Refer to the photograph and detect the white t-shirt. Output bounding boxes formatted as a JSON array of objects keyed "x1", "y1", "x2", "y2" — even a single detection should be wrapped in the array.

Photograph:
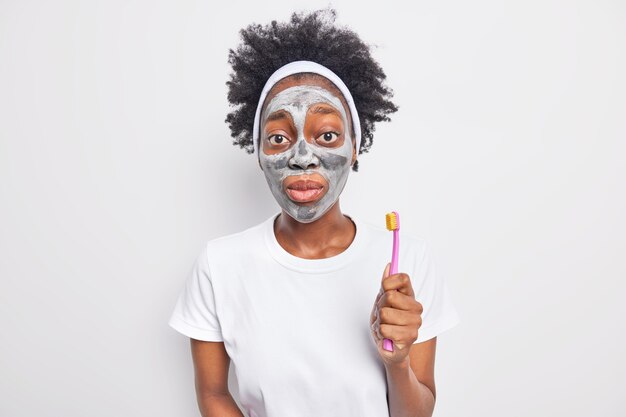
[{"x1": 168, "y1": 212, "x2": 460, "y2": 417}]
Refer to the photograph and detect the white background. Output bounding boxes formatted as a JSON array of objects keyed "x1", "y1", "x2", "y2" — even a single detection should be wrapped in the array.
[{"x1": 1, "y1": 0, "x2": 625, "y2": 416}]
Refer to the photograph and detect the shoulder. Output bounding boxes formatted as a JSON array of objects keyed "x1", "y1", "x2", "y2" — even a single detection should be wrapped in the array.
[
  {"x1": 203, "y1": 218, "x2": 267, "y2": 259},
  {"x1": 194, "y1": 217, "x2": 276, "y2": 276}
]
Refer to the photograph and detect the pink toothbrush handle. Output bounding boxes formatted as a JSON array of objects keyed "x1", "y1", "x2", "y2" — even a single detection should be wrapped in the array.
[{"x1": 383, "y1": 227, "x2": 399, "y2": 352}]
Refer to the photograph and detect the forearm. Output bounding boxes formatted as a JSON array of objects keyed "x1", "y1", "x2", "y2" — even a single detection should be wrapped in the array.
[
  {"x1": 385, "y1": 359, "x2": 435, "y2": 417},
  {"x1": 197, "y1": 392, "x2": 245, "y2": 417}
]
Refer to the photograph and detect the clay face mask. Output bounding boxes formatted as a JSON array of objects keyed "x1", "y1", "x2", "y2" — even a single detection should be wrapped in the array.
[{"x1": 258, "y1": 85, "x2": 353, "y2": 223}]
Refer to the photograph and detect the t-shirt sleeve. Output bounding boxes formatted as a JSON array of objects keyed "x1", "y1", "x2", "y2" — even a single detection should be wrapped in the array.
[
  {"x1": 412, "y1": 241, "x2": 460, "y2": 344},
  {"x1": 168, "y1": 244, "x2": 224, "y2": 342}
]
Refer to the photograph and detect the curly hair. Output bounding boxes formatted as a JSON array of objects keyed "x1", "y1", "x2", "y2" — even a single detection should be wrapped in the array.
[{"x1": 225, "y1": 7, "x2": 398, "y2": 172}]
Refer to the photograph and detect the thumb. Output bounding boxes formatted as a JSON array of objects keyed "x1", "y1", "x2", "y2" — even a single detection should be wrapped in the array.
[{"x1": 382, "y1": 262, "x2": 390, "y2": 281}]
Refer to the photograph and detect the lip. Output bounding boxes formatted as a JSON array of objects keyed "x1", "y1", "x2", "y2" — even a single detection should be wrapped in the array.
[{"x1": 283, "y1": 177, "x2": 327, "y2": 203}]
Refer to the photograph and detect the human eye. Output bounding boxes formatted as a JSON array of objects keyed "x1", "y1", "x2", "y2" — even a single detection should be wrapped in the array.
[
  {"x1": 316, "y1": 131, "x2": 340, "y2": 146},
  {"x1": 267, "y1": 134, "x2": 291, "y2": 147}
]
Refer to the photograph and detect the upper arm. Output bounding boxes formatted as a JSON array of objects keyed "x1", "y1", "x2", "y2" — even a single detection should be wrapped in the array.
[
  {"x1": 409, "y1": 337, "x2": 437, "y2": 401},
  {"x1": 190, "y1": 338, "x2": 231, "y2": 397}
]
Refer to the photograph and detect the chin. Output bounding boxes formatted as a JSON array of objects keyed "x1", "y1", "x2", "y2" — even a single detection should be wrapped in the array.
[{"x1": 281, "y1": 197, "x2": 335, "y2": 224}]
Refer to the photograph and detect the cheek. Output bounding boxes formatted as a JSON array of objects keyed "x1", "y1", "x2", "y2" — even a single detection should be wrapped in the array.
[
  {"x1": 319, "y1": 152, "x2": 349, "y2": 171},
  {"x1": 318, "y1": 140, "x2": 352, "y2": 171},
  {"x1": 261, "y1": 154, "x2": 289, "y2": 175}
]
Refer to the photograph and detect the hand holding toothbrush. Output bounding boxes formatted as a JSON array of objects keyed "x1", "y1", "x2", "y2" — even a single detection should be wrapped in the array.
[{"x1": 370, "y1": 262, "x2": 424, "y2": 366}]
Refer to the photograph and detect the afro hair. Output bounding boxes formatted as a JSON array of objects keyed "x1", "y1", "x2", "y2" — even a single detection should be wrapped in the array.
[{"x1": 225, "y1": 7, "x2": 398, "y2": 172}]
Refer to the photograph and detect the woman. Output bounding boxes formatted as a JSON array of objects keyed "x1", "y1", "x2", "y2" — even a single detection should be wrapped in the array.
[{"x1": 169, "y1": 8, "x2": 460, "y2": 417}]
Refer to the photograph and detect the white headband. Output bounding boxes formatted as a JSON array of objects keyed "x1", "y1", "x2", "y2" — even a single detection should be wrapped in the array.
[{"x1": 252, "y1": 60, "x2": 362, "y2": 157}]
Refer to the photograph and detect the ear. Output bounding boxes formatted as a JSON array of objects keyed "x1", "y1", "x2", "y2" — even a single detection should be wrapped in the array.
[{"x1": 351, "y1": 137, "x2": 357, "y2": 166}]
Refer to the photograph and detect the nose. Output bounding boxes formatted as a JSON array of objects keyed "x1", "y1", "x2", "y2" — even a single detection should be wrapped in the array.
[{"x1": 288, "y1": 139, "x2": 320, "y2": 170}]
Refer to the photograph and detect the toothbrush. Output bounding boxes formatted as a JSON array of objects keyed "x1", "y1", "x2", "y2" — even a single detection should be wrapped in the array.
[{"x1": 384, "y1": 211, "x2": 400, "y2": 352}]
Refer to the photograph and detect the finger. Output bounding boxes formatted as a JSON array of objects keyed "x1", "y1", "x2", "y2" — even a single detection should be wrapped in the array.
[
  {"x1": 378, "y1": 306, "x2": 422, "y2": 328},
  {"x1": 370, "y1": 301, "x2": 378, "y2": 325},
  {"x1": 370, "y1": 287, "x2": 384, "y2": 323},
  {"x1": 378, "y1": 290, "x2": 421, "y2": 311},
  {"x1": 381, "y1": 272, "x2": 415, "y2": 298},
  {"x1": 371, "y1": 309, "x2": 383, "y2": 341},
  {"x1": 381, "y1": 262, "x2": 390, "y2": 282},
  {"x1": 379, "y1": 323, "x2": 419, "y2": 346},
  {"x1": 370, "y1": 316, "x2": 381, "y2": 341},
  {"x1": 374, "y1": 315, "x2": 383, "y2": 340}
]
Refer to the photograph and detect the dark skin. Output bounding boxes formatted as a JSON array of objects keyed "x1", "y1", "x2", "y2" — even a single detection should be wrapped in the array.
[
  {"x1": 191, "y1": 74, "x2": 437, "y2": 417},
  {"x1": 262, "y1": 74, "x2": 358, "y2": 259}
]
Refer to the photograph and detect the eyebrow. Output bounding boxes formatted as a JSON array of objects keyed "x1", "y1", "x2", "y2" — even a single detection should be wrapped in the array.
[
  {"x1": 266, "y1": 110, "x2": 291, "y2": 122},
  {"x1": 309, "y1": 105, "x2": 341, "y2": 116}
]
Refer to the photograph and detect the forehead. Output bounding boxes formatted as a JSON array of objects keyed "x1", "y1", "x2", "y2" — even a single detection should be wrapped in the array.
[
  {"x1": 264, "y1": 86, "x2": 344, "y2": 115},
  {"x1": 260, "y1": 74, "x2": 350, "y2": 118}
]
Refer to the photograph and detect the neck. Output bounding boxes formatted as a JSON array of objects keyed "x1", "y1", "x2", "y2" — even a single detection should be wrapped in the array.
[{"x1": 274, "y1": 201, "x2": 356, "y2": 259}]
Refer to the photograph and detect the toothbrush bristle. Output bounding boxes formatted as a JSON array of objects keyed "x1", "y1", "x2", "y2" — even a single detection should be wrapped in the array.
[{"x1": 385, "y1": 212, "x2": 399, "y2": 231}]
